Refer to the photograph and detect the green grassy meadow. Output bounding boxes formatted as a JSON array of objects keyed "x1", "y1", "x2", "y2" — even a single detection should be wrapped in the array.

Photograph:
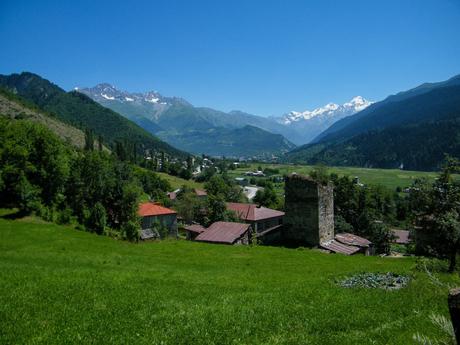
[
  {"x1": 1, "y1": 216, "x2": 458, "y2": 344},
  {"x1": 157, "y1": 172, "x2": 205, "y2": 191},
  {"x1": 230, "y1": 163, "x2": 441, "y2": 189}
]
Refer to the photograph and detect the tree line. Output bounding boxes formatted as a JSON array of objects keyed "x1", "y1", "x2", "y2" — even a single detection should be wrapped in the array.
[{"x1": 0, "y1": 118, "x2": 172, "y2": 240}]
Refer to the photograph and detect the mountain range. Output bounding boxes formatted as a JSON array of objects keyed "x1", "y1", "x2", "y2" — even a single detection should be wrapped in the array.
[
  {"x1": 286, "y1": 74, "x2": 460, "y2": 170},
  {"x1": 2, "y1": 71, "x2": 458, "y2": 171},
  {"x1": 78, "y1": 84, "x2": 370, "y2": 156}
]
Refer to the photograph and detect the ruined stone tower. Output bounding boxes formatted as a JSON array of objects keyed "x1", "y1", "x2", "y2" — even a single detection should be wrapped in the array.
[{"x1": 283, "y1": 174, "x2": 334, "y2": 246}]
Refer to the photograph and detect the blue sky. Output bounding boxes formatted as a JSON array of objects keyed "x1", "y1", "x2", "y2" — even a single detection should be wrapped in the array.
[{"x1": 1, "y1": 0, "x2": 460, "y2": 116}]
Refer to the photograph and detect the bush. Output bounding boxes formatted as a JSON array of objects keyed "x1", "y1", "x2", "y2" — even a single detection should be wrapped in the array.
[
  {"x1": 122, "y1": 220, "x2": 139, "y2": 242},
  {"x1": 86, "y1": 202, "x2": 107, "y2": 234},
  {"x1": 414, "y1": 257, "x2": 450, "y2": 273},
  {"x1": 56, "y1": 208, "x2": 73, "y2": 225}
]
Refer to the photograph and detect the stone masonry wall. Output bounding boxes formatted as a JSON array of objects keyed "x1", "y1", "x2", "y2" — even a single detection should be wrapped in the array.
[
  {"x1": 318, "y1": 183, "x2": 334, "y2": 243},
  {"x1": 284, "y1": 174, "x2": 334, "y2": 246}
]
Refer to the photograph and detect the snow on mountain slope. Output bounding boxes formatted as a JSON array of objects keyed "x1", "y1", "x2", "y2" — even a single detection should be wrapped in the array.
[{"x1": 280, "y1": 96, "x2": 372, "y2": 125}]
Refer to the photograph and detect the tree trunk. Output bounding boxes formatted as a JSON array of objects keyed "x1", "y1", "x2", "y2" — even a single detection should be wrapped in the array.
[{"x1": 448, "y1": 288, "x2": 460, "y2": 345}]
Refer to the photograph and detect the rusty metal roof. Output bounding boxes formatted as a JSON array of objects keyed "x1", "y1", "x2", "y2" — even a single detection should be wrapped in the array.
[
  {"x1": 227, "y1": 202, "x2": 284, "y2": 222},
  {"x1": 195, "y1": 222, "x2": 251, "y2": 244},
  {"x1": 391, "y1": 229, "x2": 411, "y2": 244},
  {"x1": 320, "y1": 240, "x2": 361, "y2": 255},
  {"x1": 335, "y1": 233, "x2": 372, "y2": 247},
  {"x1": 184, "y1": 224, "x2": 206, "y2": 234}
]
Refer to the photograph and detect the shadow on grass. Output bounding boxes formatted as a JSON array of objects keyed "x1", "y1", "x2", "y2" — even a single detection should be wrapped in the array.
[{"x1": 0, "y1": 208, "x2": 28, "y2": 220}]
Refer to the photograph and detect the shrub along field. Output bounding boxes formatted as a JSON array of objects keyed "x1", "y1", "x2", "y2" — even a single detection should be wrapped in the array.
[{"x1": 1, "y1": 216, "x2": 458, "y2": 345}]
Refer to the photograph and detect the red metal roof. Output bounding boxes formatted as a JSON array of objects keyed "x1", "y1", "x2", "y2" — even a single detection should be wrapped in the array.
[
  {"x1": 138, "y1": 202, "x2": 177, "y2": 217},
  {"x1": 391, "y1": 229, "x2": 411, "y2": 244},
  {"x1": 320, "y1": 240, "x2": 361, "y2": 255},
  {"x1": 184, "y1": 224, "x2": 206, "y2": 234},
  {"x1": 195, "y1": 222, "x2": 251, "y2": 244},
  {"x1": 226, "y1": 202, "x2": 284, "y2": 222},
  {"x1": 335, "y1": 233, "x2": 372, "y2": 247}
]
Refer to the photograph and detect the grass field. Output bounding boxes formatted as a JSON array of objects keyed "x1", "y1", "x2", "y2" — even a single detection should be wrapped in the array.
[
  {"x1": 227, "y1": 163, "x2": 444, "y2": 192},
  {"x1": 1, "y1": 216, "x2": 458, "y2": 344},
  {"x1": 157, "y1": 172, "x2": 205, "y2": 191}
]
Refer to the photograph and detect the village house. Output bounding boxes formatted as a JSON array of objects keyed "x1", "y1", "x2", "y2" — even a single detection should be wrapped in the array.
[
  {"x1": 138, "y1": 202, "x2": 178, "y2": 240},
  {"x1": 195, "y1": 222, "x2": 252, "y2": 245},
  {"x1": 226, "y1": 202, "x2": 284, "y2": 243}
]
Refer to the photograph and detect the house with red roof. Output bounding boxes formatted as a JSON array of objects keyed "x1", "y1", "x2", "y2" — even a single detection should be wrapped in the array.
[
  {"x1": 138, "y1": 202, "x2": 178, "y2": 239},
  {"x1": 195, "y1": 222, "x2": 252, "y2": 245},
  {"x1": 226, "y1": 202, "x2": 284, "y2": 243}
]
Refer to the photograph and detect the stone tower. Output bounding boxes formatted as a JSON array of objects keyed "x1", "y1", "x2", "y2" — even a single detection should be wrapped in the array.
[{"x1": 283, "y1": 174, "x2": 334, "y2": 246}]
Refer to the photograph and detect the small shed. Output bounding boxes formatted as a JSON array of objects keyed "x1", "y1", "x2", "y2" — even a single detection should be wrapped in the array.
[
  {"x1": 335, "y1": 233, "x2": 374, "y2": 255},
  {"x1": 195, "y1": 222, "x2": 252, "y2": 245},
  {"x1": 320, "y1": 240, "x2": 361, "y2": 255},
  {"x1": 320, "y1": 233, "x2": 373, "y2": 255}
]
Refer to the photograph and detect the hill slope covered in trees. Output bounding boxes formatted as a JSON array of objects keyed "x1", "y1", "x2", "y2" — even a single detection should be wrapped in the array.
[
  {"x1": 0, "y1": 72, "x2": 188, "y2": 159},
  {"x1": 286, "y1": 80, "x2": 460, "y2": 171}
]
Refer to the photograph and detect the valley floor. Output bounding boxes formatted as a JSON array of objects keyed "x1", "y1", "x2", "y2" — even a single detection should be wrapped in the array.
[{"x1": 0, "y1": 217, "x2": 458, "y2": 344}]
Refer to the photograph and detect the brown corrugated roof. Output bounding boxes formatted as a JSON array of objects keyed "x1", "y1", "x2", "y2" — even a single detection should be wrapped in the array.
[
  {"x1": 184, "y1": 224, "x2": 206, "y2": 234},
  {"x1": 391, "y1": 229, "x2": 411, "y2": 244},
  {"x1": 335, "y1": 233, "x2": 372, "y2": 247},
  {"x1": 227, "y1": 202, "x2": 284, "y2": 222},
  {"x1": 321, "y1": 240, "x2": 361, "y2": 255},
  {"x1": 195, "y1": 222, "x2": 250, "y2": 244}
]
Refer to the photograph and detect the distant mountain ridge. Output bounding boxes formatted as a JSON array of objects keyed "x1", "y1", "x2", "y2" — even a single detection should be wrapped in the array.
[
  {"x1": 269, "y1": 96, "x2": 372, "y2": 144},
  {"x1": 285, "y1": 74, "x2": 460, "y2": 171},
  {"x1": 314, "y1": 74, "x2": 460, "y2": 143},
  {"x1": 278, "y1": 96, "x2": 372, "y2": 124},
  {"x1": 79, "y1": 84, "x2": 297, "y2": 157},
  {"x1": 79, "y1": 83, "x2": 369, "y2": 156}
]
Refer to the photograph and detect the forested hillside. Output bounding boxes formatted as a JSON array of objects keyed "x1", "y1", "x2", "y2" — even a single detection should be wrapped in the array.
[
  {"x1": 286, "y1": 82, "x2": 460, "y2": 170},
  {"x1": 0, "y1": 116, "x2": 172, "y2": 239},
  {"x1": 314, "y1": 74, "x2": 460, "y2": 143},
  {"x1": 0, "y1": 72, "x2": 188, "y2": 159},
  {"x1": 0, "y1": 88, "x2": 88, "y2": 149}
]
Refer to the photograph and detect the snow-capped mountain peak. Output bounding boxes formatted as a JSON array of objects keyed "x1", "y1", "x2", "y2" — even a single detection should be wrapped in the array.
[
  {"x1": 76, "y1": 83, "x2": 173, "y2": 107},
  {"x1": 280, "y1": 96, "x2": 372, "y2": 125}
]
